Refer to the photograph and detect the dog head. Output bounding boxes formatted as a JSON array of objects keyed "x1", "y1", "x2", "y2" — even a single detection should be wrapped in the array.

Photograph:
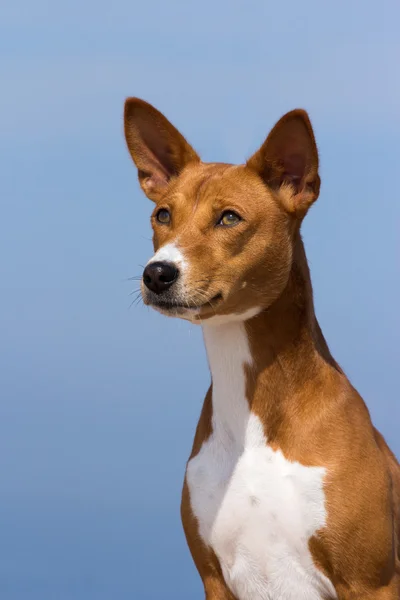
[{"x1": 124, "y1": 98, "x2": 319, "y2": 324}]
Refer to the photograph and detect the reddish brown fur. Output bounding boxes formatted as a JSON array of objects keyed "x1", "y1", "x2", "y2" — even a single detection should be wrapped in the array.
[{"x1": 124, "y1": 98, "x2": 400, "y2": 599}]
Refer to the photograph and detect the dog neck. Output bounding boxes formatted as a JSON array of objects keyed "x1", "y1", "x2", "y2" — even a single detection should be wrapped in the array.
[{"x1": 202, "y1": 234, "x2": 342, "y2": 445}]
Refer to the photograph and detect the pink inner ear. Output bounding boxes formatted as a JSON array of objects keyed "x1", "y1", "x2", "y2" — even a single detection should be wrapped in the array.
[{"x1": 141, "y1": 170, "x2": 169, "y2": 192}]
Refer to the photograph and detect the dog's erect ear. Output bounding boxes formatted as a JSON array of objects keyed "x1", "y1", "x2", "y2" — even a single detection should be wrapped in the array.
[
  {"x1": 247, "y1": 109, "x2": 320, "y2": 216},
  {"x1": 124, "y1": 98, "x2": 200, "y2": 202}
]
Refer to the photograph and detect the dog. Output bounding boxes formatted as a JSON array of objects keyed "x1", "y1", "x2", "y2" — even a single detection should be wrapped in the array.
[{"x1": 123, "y1": 97, "x2": 400, "y2": 599}]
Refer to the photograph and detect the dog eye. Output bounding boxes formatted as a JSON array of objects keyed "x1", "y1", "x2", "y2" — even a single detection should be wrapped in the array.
[
  {"x1": 217, "y1": 211, "x2": 242, "y2": 227},
  {"x1": 155, "y1": 209, "x2": 171, "y2": 224}
]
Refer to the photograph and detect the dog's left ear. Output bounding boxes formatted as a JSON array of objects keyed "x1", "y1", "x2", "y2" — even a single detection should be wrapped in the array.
[{"x1": 247, "y1": 109, "x2": 320, "y2": 217}]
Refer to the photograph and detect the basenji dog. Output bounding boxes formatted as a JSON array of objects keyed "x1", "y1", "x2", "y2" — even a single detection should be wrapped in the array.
[{"x1": 123, "y1": 98, "x2": 400, "y2": 599}]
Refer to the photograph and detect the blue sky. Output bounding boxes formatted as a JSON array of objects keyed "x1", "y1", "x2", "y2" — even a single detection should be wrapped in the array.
[{"x1": 1, "y1": 1, "x2": 399, "y2": 598}]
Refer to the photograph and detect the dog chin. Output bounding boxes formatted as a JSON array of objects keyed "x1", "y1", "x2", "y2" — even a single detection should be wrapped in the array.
[
  {"x1": 143, "y1": 291, "x2": 223, "y2": 322},
  {"x1": 151, "y1": 303, "x2": 201, "y2": 321}
]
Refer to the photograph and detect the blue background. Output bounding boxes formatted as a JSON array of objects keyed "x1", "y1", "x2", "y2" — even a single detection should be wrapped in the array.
[{"x1": 1, "y1": 1, "x2": 399, "y2": 598}]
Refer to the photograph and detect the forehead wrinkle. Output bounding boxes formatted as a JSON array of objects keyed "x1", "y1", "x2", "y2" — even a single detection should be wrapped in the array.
[
  {"x1": 173, "y1": 164, "x2": 236, "y2": 238},
  {"x1": 192, "y1": 171, "x2": 212, "y2": 214},
  {"x1": 193, "y1": 164, "x2": 233, "y2": 209}
]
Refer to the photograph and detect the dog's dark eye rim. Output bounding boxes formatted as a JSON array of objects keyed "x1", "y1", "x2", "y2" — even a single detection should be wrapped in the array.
[
  {"x1": 216, "y1": 210, "x2": 243, "y2": 227},
  {"x1": 155, "y1": 208, "x2": 171, "y2": 224}
]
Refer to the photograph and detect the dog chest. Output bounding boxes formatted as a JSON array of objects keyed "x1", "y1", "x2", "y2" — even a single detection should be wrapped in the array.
[{"x1": 186, "y1": 417, "x2": 336, "y2": 599}]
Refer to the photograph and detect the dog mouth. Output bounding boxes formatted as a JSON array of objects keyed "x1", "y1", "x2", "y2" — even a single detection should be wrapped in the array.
[{"x1": 149, "y1": 292, "x2": 223, "y2": 313}]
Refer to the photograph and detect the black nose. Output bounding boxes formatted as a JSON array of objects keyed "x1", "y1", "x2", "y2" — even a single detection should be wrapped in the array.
[{"x1": 142, "y1": 261, "x2": 179, "y2": 294}]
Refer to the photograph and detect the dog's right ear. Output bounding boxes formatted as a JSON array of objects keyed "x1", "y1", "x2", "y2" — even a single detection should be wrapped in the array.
[{"x1": 124, "y1": 98, "x2": 200, "y2": 202}]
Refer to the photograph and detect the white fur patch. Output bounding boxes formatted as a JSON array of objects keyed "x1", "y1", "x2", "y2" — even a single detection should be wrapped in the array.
[
  {"x1": 186, "y1": 321, "x2": 337, "y2": 600},
  {"x1": 147, "y1": 243, "x2": 187, "y2": 273},
  {"x1": 203, "y1": 306, "x2": 261, "y2": 326}
]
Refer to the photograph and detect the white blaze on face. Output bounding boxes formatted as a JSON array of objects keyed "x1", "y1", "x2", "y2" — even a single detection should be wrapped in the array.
[{"x1": 146, "y1": 243, "x2": 187, "y2": 274}]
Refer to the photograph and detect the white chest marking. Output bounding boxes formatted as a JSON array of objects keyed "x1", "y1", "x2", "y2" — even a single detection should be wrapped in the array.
[{"x1": 186, "y1": 320, "x2": 337, "y2": 600}]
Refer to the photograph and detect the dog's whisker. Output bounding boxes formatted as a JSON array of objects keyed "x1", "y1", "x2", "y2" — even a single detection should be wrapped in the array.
[
  {"x1": 128, "y1": 288, "x2": 141, "y2": 296},
  {"x1": 128, "y1": 290, "x2": 143, "y2": 310}
]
